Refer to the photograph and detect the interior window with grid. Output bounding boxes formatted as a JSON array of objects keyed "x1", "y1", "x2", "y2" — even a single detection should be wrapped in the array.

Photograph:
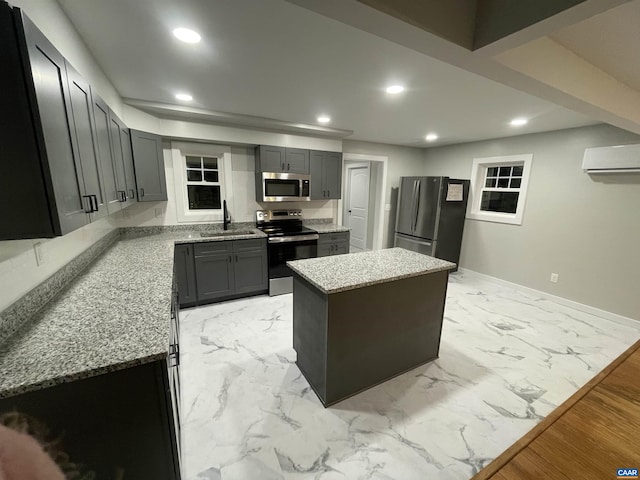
[
  {"x1": 185, "y1": 155, "x2": 222, "y2": 210},
  {"x1": 480, "y1": 164, "x2": 524, "y2": 214}
]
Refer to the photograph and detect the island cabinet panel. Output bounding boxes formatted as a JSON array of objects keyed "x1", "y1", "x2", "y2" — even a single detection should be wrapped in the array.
[
  {"x1": 131, "y1": 129, "x2": 167, "y2": 202},
  {"x1": 293, "y1": 270, "x2": 449, "y2": 406},
  {"x1": 174, "y1": 244, "x2": 197, "y2": 307},
  {"x1": 0, "y1": 360, "x2": 181, "y2": 479}
]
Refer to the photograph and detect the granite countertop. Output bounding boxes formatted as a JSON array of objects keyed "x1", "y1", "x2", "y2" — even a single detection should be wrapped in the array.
[
  {"x1": 287, "y1": 248, "x2": 456, "y2": 294},
  {"x1": 306, "y1": 223, "x2": 350, "y2": 234},
  {"x1": 0, "y1": 226, "x2": 267, "y2": 399}
]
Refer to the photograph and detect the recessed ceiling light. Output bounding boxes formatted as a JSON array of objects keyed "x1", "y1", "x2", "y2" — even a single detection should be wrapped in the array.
[
  {"x1": 386, "y1": 85, "x2": 405, "y2": 94},
  {"x1": 175, "y1": 93, "x2": 193, "y2": 101},
  {"x1": 425, "y1": 133, "x2": 439, "y2": 142},
  {"x1": 172, "y1": 27, "x2": 201, "y2": 44},
  {"x1": 317, "y1": 115, "x2": 331, "y2": 124},
  {"x1": 510, "y1": 117, "x2": 528, "y2": 126}
]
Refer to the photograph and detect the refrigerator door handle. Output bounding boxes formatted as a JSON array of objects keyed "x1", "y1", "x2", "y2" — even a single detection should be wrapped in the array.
[
  {"x1": 413, "y1": 179, "x2": 421, "y2": 232},
  {"x1": 410, "y1": 180, "x2": 418, "y2": 233}
]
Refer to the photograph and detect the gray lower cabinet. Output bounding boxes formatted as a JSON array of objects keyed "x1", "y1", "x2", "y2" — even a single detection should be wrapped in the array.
[
  {"x1": 255, "y1": 145, "x2": 310, "y2": 174},
  {"x1": 131, "y1": 129, "x2": 167, "y2": 202},
  {"x1": 192, "y1": 239, "x2": 268, "y2": 305},
  {"x1": 174, "y1": 244, "x2": 197, "y2": 306},
  {"x1": 310, "y1": 151, "x2": 342, "y2": 200},
  {"x1": 317, "y1": 232, "x2": 350, "y2": 257}
]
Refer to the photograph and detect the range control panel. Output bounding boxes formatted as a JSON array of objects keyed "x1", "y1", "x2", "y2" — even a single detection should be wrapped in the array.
[{"x1": 256, "y1": 209, "x2": 303, "y2": 223}]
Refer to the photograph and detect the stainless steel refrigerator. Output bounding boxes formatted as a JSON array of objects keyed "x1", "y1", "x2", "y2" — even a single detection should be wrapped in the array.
[{"x1": 394, "y1": 176, "x2": 469, "y2": 269}]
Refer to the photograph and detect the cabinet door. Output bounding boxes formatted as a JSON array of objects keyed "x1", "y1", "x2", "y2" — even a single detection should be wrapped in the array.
[
  {"x1": 121, "y1": 127, "x2": 138, "y2": 203},
  {"x1": 323, "y1": 152, "x2": 342, "y2": 199},
  {"x1": 174, "y1": 244, "x2": 197, "y2": 306},
  {"x1": 107, "y1": 112, "x2": 129, "y2": 207},
  {"x1": 195, "y1": 254, "x2": 235, "y2": 302},
  {"x1": 317, "y1": 244, "x2": 332, "y2": 258},
  {"x1": 333, "y1": 242, "x2": 349, "y2": 256},
  {"x1": 257, "y1": 145, "x2": 286, "y2": 172},
  {"x1": 285, "y1": 148, "x2": 310, "y2": 174},
  {"x1": 309, "y1": 150, "x2": 324, "y2": 200},
  {"x1": 131, "y1": 130, "x2": 166, "y2": 201},
  {"x1": 66, "y1": 64, "x2": 108, "y2": 220},
  {"x1": 23, "y1": 15, "x2": 88, "y2": 234},
  {"x1": 234, "y1": 249, "x2": 268, "y2": 295},
  {"x1": 91, "y1": 93, "x2": 121, "y2": 215}
]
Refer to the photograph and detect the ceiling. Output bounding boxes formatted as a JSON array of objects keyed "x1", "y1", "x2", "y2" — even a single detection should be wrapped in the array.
[
  {"x1": 551, "y1": 0, "x2": 640, "y2": 92},
  {"x1": 56, "y1": 0, "x2": 599, "y2": 146}
]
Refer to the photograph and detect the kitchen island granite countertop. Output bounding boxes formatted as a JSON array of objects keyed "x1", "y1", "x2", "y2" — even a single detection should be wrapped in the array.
[
  {"x1": 288, "y1": 247, "x2": 456, "y2": 294},
  {"x1": 0, "y1": 225, "x2": 266, "y2": 399}
]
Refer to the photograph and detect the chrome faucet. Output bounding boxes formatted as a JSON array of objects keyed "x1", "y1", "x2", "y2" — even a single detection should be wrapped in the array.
[{"x1": 223, "y1": 200, "x2": 231, "y2": 230}]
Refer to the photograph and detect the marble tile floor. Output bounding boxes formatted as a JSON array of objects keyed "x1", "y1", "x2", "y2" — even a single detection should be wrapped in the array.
[{"x1": 179, "y1": 271, "x2": 640, "y2": 480}]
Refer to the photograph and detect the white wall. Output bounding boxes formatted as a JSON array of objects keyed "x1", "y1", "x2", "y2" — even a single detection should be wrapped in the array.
[
  {"x1": 422, "y1": 124, "x2": 640, "y2": 320},
  {"x1": 343, "y1": 140, "x2": 425, "y2": 247}
]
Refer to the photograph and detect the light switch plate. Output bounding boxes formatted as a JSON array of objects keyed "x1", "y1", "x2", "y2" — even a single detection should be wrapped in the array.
[{"x1": 33, "y1": 242, "x2": 44, "y2": 266}]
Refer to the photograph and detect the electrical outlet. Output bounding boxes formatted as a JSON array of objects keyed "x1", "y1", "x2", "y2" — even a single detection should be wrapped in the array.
[
  {"x1": 550, "y1": 273, "x2": 559, "y2": 283},
  {"x1": 33, "y1": 242, "x2": 44, "y2": 266}
]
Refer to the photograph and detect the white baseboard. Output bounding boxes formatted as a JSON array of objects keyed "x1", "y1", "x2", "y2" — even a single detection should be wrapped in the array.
[{"x1": 457, "y1": 268, "x2": 639, "y2": 328}]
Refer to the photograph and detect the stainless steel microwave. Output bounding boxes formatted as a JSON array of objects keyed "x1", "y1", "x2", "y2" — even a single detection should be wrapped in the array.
[{"x1": 261, "y1": 172, "x2": 311, "y2": 202}]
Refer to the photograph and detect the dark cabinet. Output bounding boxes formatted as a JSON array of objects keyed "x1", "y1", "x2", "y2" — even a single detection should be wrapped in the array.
[
  {"x1": 310, "y1": 150, "x2": 342, "y2": 200},
  {"x1": 191, "y1": 239, "x2": 267, "y2": 305},
  {"x1": 174, "y1": 244, "x2": 197, "y2": 307},
  {"x1": 131, "y1": 129, "x2": 167, "y2": 202},
  {"x1": 317, "y1": 232, "x2": 350, "y2": 257},
  {"x1": 108, "y1": 112, "x2": 137, "y2": 208},
  {"x1": 66, "y1": 63, "x2": 108, "y2": 220},
  {"x1": 255, "y1": 145, "x2": 310, "y2": 174},
  {"x1": 91, "y1": 93, "x2": 121, "y2": 215}
]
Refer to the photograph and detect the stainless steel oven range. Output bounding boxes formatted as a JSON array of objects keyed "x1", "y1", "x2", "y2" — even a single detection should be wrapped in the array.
[{"x1": 256, "y1": 209, "x2": 318, "y2": 296}]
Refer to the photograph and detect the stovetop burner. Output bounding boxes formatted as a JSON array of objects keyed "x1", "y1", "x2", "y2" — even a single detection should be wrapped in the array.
[{"x1": 256, "y1": 209, "x2": 317, "y2": 237}]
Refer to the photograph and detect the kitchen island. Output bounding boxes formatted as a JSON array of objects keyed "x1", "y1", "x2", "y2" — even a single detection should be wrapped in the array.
[{"x1": 288, "y1": 248, "x2": 456, "y2": 406}]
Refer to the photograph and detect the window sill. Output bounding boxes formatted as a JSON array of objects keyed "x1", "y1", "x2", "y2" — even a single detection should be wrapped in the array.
[{"x1": 467, "y1": 210, "x2": 523, "y2": 225}]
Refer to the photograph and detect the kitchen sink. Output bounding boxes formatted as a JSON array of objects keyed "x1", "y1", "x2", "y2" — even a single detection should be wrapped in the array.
[{"x1": 200, "y1": 230, "x2": 256, "y2": 238}]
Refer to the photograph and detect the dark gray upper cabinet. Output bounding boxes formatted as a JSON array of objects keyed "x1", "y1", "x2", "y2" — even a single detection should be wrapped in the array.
[
  {"x1": 174, "y1": 244, "x2": 197, "y2": 307},
  {"x1": 90, "y1": 93, "x2": 121, "y2": 216},
  {"x1": 66, "y1": 63, "x2": 108, "y2": 220},
  {"x1": 310, "y1": 150, "x2": 342, "y2": 200},
  {"x1": 0, "y1": 3, "x2": 56, "y2": 239},
  {"x1": 255, "y1": 145, "x2": 310, "y2": 174},
  {"x1": 108, "y1": 112, "x2": 137, "y2": 208},
  {"x1": 130, "y1": 130, "x2": 167, "y2": 202},
  {"x1": 17, "y1": 9, "x2": 88, "y2": 237}
]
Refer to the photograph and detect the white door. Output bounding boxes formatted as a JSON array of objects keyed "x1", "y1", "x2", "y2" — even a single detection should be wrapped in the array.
[{"x1": 347, "y1": 166, "x2": 370, "y2": 252}]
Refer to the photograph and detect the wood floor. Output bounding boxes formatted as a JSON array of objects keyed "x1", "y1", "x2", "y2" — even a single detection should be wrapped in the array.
[{"x1": 473, "y1": 339, "x2": 640, "y2": 480}]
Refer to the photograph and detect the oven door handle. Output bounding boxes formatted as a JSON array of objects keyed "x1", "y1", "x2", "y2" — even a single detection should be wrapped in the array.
[{"x1": 268, "y1": 234, "x2": 319, "y2": 243}]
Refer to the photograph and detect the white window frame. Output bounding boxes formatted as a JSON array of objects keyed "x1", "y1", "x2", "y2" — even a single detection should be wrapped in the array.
[
  {"x1": 171, "y1": 141, "x2": 233, "y2": 223},
  {"x1": 467, "y1": 153, "x2": 533, "y2": 225}
]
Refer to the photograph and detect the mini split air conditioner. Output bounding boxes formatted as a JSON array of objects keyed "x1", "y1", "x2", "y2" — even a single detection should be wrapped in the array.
[{"x1": 582, "y1": 144, "x2": 640, "y2": 173}]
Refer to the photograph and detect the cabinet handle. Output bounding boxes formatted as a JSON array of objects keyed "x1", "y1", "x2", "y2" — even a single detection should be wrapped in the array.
[
  {"x1": 118, "y1": 190, "x2": 126, "y2": 202},
  {"x1": 228, "y1": 255, "x2": 232, "y2": 263},
  {"x1": 82, "y1": 195, "x2": 92, "y2": 213},
  {"x1": 129, "y1": 189, "x2": 135, "y2": 199},
  {"x1": 90, "y1": 195, "x2": 98, "y2": 212},
  {"x1": 287, "y1": 163, "x2": 290, "y2": 171},
  {"x1": 281, "y1": 162, "x2": 285, "y2": 171},
  {"x1": 140, "y1": 188, "x2": 145, "y2": 198}
]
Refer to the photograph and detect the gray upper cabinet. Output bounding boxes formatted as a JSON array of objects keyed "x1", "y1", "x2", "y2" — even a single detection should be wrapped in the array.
[
  {"x1": 0, "y1": 6, "x2": 90, "y2": 239},
  {"x1": 255, "y1": 145, "x2": 310, "y2": 174},
  {"x1": 108, "y1": 112, "x2": 137, "y2": 208},
  {"x1": 310, "y1": 151, "x2": 342, "y2": 200},
  {"x1": 130, "y1": 130, "x2": 167, "y2": 202},
  {"x1": 66, "y1": 63, "x2": 108, "y2": 221},
  {"x1": 91, "y1": 93, "x2": 121, "y2": 216}
]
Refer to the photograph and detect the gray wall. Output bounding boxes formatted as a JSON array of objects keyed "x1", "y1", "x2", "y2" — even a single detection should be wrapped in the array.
[
  {"x1": 343, "y1": 140, "x2": 426, "y2": 247},
  {"x1": 423, "y1": 124, "x2": 640, "y2": 319}
]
